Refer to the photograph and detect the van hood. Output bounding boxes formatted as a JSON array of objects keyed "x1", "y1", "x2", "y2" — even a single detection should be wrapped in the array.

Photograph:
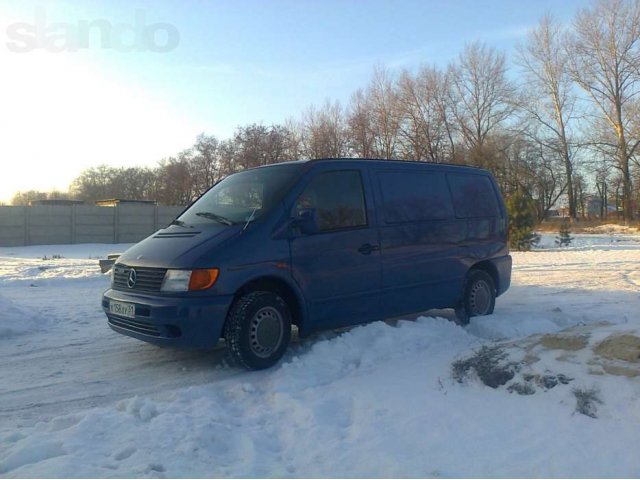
[{"x1": 116, "y1": 223, "x2": 242, "y2": 269}]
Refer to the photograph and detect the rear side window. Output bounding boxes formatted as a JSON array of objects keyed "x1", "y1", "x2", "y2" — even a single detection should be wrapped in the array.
[
  {"x1": 295, "y1": 170, "x2": 367, "y2": 231},
  {"x1": 378, "y1": 171, "x2": 453, "y2": 223},
  {"x1": 447, "y1": 174, "x2": 499, "y2": 218}
]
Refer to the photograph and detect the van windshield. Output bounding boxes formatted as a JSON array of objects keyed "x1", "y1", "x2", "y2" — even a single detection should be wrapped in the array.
[{"x1": 177, "y1": 164, "x2": 304, "y2": 226}]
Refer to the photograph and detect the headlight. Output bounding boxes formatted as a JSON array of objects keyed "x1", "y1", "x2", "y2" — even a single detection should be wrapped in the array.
[
  {"x1": 161, "y1": 270, "x2": 191, "y2": 292},
  {"x1": 161, "y1": 269, "x2": 219, "y2": 292}
]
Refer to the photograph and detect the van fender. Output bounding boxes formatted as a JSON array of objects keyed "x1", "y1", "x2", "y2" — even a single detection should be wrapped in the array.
[
  {"x1": 230, "y1": 271, "x2": 310, "y2": 337},
  {"x1": 466, "y1": 257, "x2": 510, "y2": 297}
]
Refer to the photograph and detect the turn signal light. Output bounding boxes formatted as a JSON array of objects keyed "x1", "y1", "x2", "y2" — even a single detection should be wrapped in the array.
[{"x1": 188, "y1": 268, "x2": 219, "y2": 291}]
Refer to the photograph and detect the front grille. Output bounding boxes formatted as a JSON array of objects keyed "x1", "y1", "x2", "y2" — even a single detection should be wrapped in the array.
[
  {"x1": 108, "y1": 316, "x2": 163, "y2": 337},
  {"x1": 108, "y1": 315, "x2": 181, "y2": 338},
  {"x1": 113, "y1": 264, "x2": 167, "y2": 293}
]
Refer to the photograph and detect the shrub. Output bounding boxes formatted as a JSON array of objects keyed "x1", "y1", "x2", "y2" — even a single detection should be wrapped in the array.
[
  {"x1": 506, "y1": 190, "x2": 540, "y2": 251},
  {"x1": 555, "y1": 219, "x2": 573, "y2": 247}
]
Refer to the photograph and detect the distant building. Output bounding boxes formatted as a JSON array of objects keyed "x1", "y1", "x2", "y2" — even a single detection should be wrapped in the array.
[
  {"x1": 586, "y1": 196, "x2": 618, "y2": 219},
  {"x1": 29, "y1": 199, "x2": 84, "y2": 206},
  {"x1": 95, "y1": 199, "x2": 156, "y2": 207}
]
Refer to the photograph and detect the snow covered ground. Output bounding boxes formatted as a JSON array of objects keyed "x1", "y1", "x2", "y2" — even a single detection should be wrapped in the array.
[{"x1": 1, "y1": 234, "x2": 640, "y2": 478}]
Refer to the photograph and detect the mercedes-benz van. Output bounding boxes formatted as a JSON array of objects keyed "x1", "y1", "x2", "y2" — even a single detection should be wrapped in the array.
[{"x1": 102, "y1": 159, "x2": 512, "y2": 369}]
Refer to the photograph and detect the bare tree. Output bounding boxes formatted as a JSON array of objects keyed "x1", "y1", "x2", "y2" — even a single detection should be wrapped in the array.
[
  {"x1": 595, "y1": 164, "x2": 610, "y2": 219},
  {"x1": 155, "y1": 152, "x2": 196, "y2": 205},
  {"x1": 573, "y1": 173, "x2": 588, "y2": 218},
  {"x1": 449, "y1": 42, "x2": 517, "y2": 166},
  {"x1": 233, "y1": 124, "x2": 270, "y2": 169},
  {"x1": 217, "y1": 138, "x2": 239, "y2": 175},
  {"x1": 301, "y1": 100, "x2": 348, "y2": 159},
  {"x1": 283, "y1": 117, "x2": 305, "y2": 160},
  {"x1": 496, "y1": 133, "x2": 565, "y2": 220},
  {"x1": 346, "y1": 88, "x2": 375, "y2": 158},
  {"x1": 569, "y1": 0, "x2": 640, "y2": 221},
  {"x1": 396, "y1": 66, "x2": 455, "y2": 162},
  {"x1": 431, "y1": 67, "x2": 459, "y2": 162},
  {"x1": 69, "y1": 165, "x2": 117, "y2": 202},
  {"x1": 264, "y1": 124, "x2": 297, "y2": 164},
  {"x1": 517, "y1": 13, "x2": 579, "y2": 218},
  {"x1": 11, "y1": 190, "x2": 52, "y2": 205},
  {"x1": 190, "y1": 134, "x2": 221, "y2": 196},
  {"x1": 367, "y1": 65, "x2": 401, "y2": 159}
]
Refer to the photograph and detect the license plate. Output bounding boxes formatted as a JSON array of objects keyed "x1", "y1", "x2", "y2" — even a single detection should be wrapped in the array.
[{"x1": 109, "y1": 300, "x2": 135, "y2": 319}]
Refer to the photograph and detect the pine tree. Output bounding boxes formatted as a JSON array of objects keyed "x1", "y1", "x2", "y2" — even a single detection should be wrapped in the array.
[
  {"x1": 555, "y1": 219, "x2": 573, "y2": 247},
  {"x1": 506, "y1": 190, "x2": 540, "y2": 251}
]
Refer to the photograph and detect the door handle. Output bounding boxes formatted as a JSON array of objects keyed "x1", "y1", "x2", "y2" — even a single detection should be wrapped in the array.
[{"x1": 357, "y1": 243, "x2": 380, "y2": 255}]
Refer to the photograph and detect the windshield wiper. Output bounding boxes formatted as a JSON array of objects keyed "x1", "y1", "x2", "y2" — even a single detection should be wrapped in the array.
[
  {"x1": 242, "y1": 206, "x2": 260, "y2": 232},
  {"x1": 169, "y1": 219, "x2": 186, "y2": 226},
  {"x1": 195, "y1": 211, "x2": 235, "y2": 226}
]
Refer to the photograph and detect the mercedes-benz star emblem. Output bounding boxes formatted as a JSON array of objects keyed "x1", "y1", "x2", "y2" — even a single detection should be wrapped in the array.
[{"x1": 127, "y1": 269, "x2": 137, "y2": 289}]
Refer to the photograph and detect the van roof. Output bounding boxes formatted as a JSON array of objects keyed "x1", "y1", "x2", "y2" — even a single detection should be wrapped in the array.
[{"x1": 252, "y1": 158, "x2": 488, "y2": 174}]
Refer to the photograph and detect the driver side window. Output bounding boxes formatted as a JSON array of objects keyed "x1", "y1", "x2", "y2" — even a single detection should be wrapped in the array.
[{"x1": 294, "y1": 170, "x2": 367, "y2": 232}]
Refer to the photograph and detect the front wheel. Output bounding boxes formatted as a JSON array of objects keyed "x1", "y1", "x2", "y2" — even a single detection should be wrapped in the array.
[
  {"x1": 224, "y1": 291, "x2": 292, "y2": 370},
  {"x1": 455, "y1": 270, "x2": 496, "y2": 325}
]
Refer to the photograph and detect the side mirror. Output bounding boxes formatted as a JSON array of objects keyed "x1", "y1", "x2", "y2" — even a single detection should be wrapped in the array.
[{"x1": 291, "y1": 208, "x2": 319, "y2": 235}]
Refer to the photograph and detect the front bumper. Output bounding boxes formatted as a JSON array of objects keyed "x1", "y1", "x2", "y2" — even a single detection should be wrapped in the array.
[{"x1": 102, "y1": 288, "x2": 233, "y2": 348}]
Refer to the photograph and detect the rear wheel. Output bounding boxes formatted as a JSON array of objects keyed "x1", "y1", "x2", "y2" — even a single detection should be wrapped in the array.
[
  {"x1": 224, "y1": 291, "x2": 291, "y2": 370},
  {"x1": 455, "y1": 270, "x2": 496, "y2": 325}
]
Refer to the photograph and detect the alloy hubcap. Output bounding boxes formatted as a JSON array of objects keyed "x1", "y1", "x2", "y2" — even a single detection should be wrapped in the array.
[{"x1": 249, "y1": 306, "x2": 283, "y2": 358}]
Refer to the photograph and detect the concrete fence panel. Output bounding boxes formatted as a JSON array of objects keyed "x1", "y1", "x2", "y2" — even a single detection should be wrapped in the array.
[
  {"x1": 0, "y1": 205, "x2": 185, "y2": 247},
  {"x1": 28, "y1": 206, "x2": 73, "y2": 245},
  {"x1": 117, "y1": 205, "x2": 156, "y2": 243},
  {"x1": 0, "y1": 206, "x2": 27, "y2": 247},
  {"x1": 157, "y1": 206, "x2": 184, "y2": 228},
  {"x1": 75, "y1": 206, "x2": 117, "y2": 244}
]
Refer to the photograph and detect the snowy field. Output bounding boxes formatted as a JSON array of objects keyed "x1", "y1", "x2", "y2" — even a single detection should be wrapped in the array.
[{"x1": 1, "y1": 232, "x2": 640, "y2": 478}]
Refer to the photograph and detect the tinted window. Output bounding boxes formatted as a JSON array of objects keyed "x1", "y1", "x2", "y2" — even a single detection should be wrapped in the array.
[
  {"x1": 295, "y1": 170, "x2": 367, "y2": 231},
  {"x1": 447, "y1": 174, "x2": 499, "y2": 218},
  {"x1": 378, "y1": 171, "x2": 453, "y2": 223}
]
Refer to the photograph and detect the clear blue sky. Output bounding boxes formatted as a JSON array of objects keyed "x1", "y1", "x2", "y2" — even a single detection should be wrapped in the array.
[{"x1": 0, "y1": 0, "x2": 590, "y2": 201}]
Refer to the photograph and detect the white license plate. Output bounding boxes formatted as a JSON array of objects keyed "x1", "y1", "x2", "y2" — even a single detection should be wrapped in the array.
[{"x1": 109, "y1": 300, "x2": 135, "y2": 319}]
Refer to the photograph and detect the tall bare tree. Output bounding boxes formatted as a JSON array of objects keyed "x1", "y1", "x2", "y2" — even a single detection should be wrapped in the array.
[
  {"x1": 190, "y1": 133, "x2": 221, "y2": 196},
  {"x1": 569, "y1": 0, "x2": 640, "y2": 221},
  {"x1": 367, "y1": 65, "x2": 401, "y2": 159},
  {"x1": 449, "y1": 42, "x2": 517, "y2": 167},
  {"x1": 396, "y1": 66, "x2": 455, "y2": 162},
  {"x1": 517, "y1": 14, "x2": 579, "y2": 218},
  {"x1": 347, "y1": 88, "x2": 375, "y2": 158},
  {"x1": 301, "y1": 100, "x2": 348, "y2": 159},
  {"x1": 156, "y1": 151, "x2": 196, "y2": 205}
]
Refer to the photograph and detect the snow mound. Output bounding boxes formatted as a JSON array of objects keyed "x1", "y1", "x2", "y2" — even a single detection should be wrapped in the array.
[
  {"x1": 277, "y1": 316, "x2": 469, "y2": 391},
  {"x1": 0, "y1": 296, "x2": 44, "y2": 338},
  {"x1": 466, "y1": 312, "x2": 567, "y2": 341},
  {"x1": 0, "y1": 318, "x2": 476, "y2": 478}
]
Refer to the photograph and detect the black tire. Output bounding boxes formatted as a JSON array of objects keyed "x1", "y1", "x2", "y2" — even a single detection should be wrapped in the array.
[
  {"x1": 224, "y1": 291, "x2": 291, "y2": 370},
  {"x1": 455, "y1": 270, "x2": 496, "y2": 325}
]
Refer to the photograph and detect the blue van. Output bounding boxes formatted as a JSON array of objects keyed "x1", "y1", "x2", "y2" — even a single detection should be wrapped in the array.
[{"x1": 102, "y1": 159, "x2": 511, "y2": 369}]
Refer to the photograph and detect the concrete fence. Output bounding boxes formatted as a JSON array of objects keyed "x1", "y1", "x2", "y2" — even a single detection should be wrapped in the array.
[{"x1": 0, "y1": 205, "x2": 185, "y2": 247}]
